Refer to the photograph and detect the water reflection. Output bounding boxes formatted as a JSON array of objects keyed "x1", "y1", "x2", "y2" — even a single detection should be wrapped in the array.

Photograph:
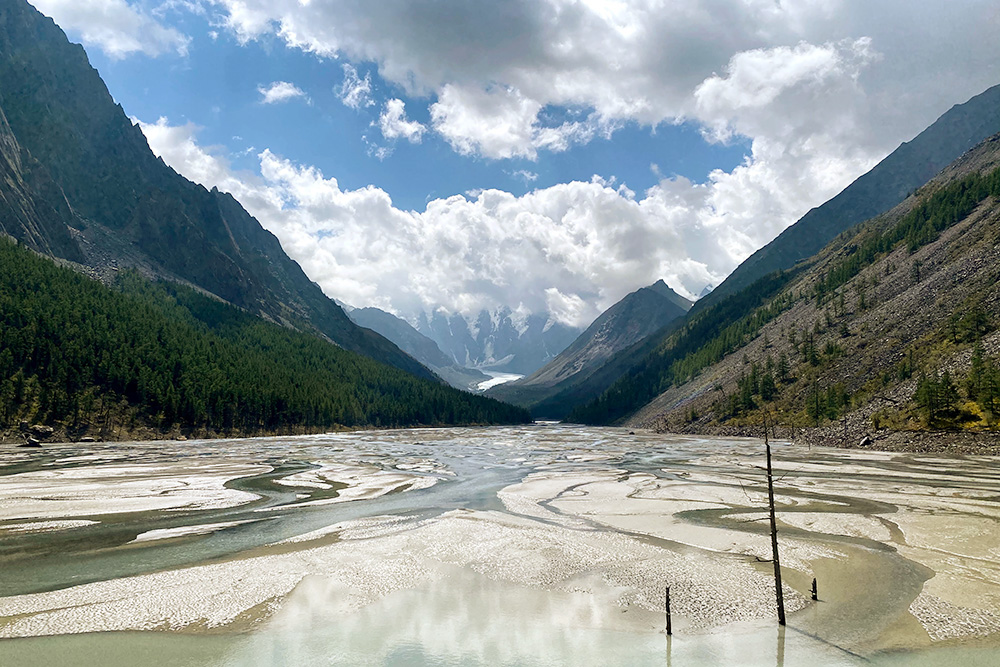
[{"x1": 2, "y1": 424, "x2": 1000, "y2": 665}]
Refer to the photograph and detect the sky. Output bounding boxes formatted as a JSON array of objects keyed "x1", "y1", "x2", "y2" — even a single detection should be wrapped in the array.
[{"x1": 27, "y1": 0, "x2": 1000, "y2": 329}]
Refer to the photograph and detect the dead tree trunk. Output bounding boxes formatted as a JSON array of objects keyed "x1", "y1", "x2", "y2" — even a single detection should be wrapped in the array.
[{"x1": 765, "y1": 414, "x2": 786, "y2": 625}]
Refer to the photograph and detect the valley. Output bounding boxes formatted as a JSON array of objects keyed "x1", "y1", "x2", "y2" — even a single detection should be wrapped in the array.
[{"x1": 2, "y1": 425, "x2": 999, "y2": 665}]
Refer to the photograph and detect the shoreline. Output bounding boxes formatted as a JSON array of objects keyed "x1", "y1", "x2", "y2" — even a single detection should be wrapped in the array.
[
  {"x1": 0, "y1": 420, "x2": 527, "y2": 449},
  {"x1": 651, "y1": 423, "x2": 1000, "y2": 455}
]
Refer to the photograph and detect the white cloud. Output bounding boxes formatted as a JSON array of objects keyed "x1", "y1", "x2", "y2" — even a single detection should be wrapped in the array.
[
  {"x1": 154, "y1": 1, "x2": 1000, "y2": 323},
  {"x1": 338, "y1": 64, "x2": 374, "y2": 109},
  {"x1": 201, "y1": 1, "x2": 1000, "y2": 159},
  {"x1": 29, "y1": 0, "x2": 190, "y2": 58},
  {"x1": 509, "y1": 169, "x2": 538, "y2": 185},
  {"x1": 429, "y1": 85, "x2": 617, "y2": 160},
  {"x1": 378, "y1": 99, "x2": 425, "y2": 143},
  {"x1": 139, "y1": 117, "x2": 741, "y2": 327},
  {"x1": 257, "y1": 81, "x2": 309, "y2": 105}
]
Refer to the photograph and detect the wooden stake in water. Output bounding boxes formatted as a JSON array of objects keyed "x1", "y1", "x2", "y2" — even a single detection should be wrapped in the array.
[
  {"x1": 811, "y1": 577, "x2": 818, "y2": 601},
  {"x1": 765, "y1": 414, "x2": 786, "y2": 625},
  {"x1": 665, "y1": 585, "x2": 672, "y2": 635}
]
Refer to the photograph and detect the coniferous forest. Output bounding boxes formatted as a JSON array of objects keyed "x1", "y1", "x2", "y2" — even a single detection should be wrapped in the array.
[{"x1": 0, "y1": 238, "x2": 530, "y2": 439}]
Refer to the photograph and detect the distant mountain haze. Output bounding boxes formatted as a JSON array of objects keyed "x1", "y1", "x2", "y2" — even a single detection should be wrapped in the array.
[
  {"x1": 487, "y1": 279, "x2": 692, "y2": 414},
  {"x1": 347, "y1": 307, "x2": 490, "y2": 391},
  {"x1": 415, "y1": 307, "x2": 582, "y2": 376}
]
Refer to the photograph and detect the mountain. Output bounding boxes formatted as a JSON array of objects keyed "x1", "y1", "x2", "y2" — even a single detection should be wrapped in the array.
[
  {"x1": 525, "y1": 81, "x2": 1000, "y2": 424},
  {"x1": 0, "y1": 238, "x2": 530, "y2": 441},
  {"x1": 348, "y1": 307, "x2": 490, "y2": 390},
  {"x1": 572, "y1": 135, "x2": 1000, "y2": 445},
  {"x1": 415, "y1": 307, "x2": 581, "y2": 376},
  {"x1": 698, "y1": 81, "x2": 1000, "y2": 311},
  {"x1": 0, "y1": 0, "x2": 432, "y2": 381},
  {"x1": 487, "y1": 279, "x2": 692, "y2": 415}
]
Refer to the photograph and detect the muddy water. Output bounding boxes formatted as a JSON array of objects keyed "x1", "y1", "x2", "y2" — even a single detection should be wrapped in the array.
[{"x1": 1, "y1": 425, "x2": 999, "y2": 665}]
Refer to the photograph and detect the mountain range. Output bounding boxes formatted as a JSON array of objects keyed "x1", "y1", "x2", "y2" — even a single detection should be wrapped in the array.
[
  {"x1": 346, "y1": 306, "x2": 490, "y2": 391},
  {"x1": 415, "y1": 308, "x2": 581, "y2": 376},
  {"x1": 5, "y1": 0, "x2": 1000, "y2": 445},
  {"x1": 0, "y1": 0, "x2": 530, "y2": 438},
  {"x1": 594, "y1": 134, "x2": 1000, "y2": 448},
  {"x1": 0, "y1": 0, "x2": 430, "y2": 381},
  {"x1": 495, "y1": 79, "x2": 1000, "y2": 423},
  {"x1": 487, "y1": 279, "x2": 692, "y2": 413}
]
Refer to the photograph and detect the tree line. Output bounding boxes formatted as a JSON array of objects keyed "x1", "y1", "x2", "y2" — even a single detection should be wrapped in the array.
[{"x1": 0, "y1": 238, "x2": 529, "y2": 436}]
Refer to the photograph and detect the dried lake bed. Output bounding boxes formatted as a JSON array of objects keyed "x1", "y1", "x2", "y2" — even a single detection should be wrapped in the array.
[{"x1": 1, "y1": 425, "x2": 999, "y2": 665}]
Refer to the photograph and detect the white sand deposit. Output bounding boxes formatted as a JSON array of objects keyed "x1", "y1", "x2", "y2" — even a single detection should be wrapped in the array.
[{"x1": 1, "y1": 425, "x2": 999, "y2": 661}]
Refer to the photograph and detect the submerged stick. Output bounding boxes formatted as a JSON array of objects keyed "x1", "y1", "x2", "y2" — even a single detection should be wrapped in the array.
[{"x1": 665, "y1": 585, "x2": 672, "y2": 635}]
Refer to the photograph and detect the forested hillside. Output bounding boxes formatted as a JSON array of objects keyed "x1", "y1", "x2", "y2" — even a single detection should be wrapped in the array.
[
  {"x1": 571, "y1": 138, "x2": 1000, "y2": 445},
  {"x1": 0, "y1": 0, "x2": 432, "y2": 380},
  {"x1": 0, "y1": 239, "x2": 529, "y2": 441}
]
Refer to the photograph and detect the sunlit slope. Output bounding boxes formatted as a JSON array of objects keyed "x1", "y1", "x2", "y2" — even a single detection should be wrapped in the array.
[{"x1": 573, "y1": 136, "x2": 1000, "y2": 440}]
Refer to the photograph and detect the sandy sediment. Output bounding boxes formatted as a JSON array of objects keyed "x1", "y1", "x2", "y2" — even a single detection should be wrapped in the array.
[
  {"x1": 1, "y1": 427, "x2": 999, "y2": 656},
  {"x1": 0, "y1": 463, "x2": 267, "y2": 521}
]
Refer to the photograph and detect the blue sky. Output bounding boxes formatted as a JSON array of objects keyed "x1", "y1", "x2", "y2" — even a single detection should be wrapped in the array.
[
  {"x1": 87, "y1": 17, "x2": 750, "y2": 211},
  {"x1": 28, "y1": 1, "x2": 1000, "y2": 328}
]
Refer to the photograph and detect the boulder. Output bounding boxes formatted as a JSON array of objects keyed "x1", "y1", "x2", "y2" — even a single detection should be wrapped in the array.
[{"x1": 29, "y1": 424, "x2": 55, "y2": 438}]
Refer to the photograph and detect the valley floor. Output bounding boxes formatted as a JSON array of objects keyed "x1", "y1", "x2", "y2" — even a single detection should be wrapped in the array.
[{"x1": 1, "y1": 425, "x2": 999, "y2": 665}]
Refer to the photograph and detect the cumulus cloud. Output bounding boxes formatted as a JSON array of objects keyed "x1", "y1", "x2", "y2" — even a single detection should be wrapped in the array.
[
  {"x1": 153, "y1": 1, "x2": 1000, "y2": 323},
  {"x1": 201, "y1": 1, "x2": 1000, "y2": 158},
  {"x1": 29, "y1": 0, "x2": 190, "y2": 58},
  {"x1": 139, "y1": 117, "x2": 744, "y2": 326},
  {"x1": 257, "y1": 81, "x2": 309, "y2": 105},
  {"x1": 429, "y1": 85, "x2": 618, "y2": 160},
  {"x1": 378, "y1": 99, "x2": 425, "y2": 143},
  {"x1": 338, "y1": 64, "x2": 374, "y2": 109}
]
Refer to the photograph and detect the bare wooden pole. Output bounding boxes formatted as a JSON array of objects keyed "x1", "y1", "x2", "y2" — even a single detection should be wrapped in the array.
[
  {"x1": 765, "y1": 413, "x2": 786, "y2": 625},
  {"x1": 665, "y1": 585, "x2": 672, "y2": 635},
  {"x1": 811, "y1": 577, "x2": 818, "y2": 601}
]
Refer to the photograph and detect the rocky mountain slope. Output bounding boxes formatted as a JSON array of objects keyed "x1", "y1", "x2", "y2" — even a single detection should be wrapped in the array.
[
  {"x1": 416, "y1": 307, "x2": 581, "y2": 376},
  {"x1": 347, "y1": 306, "x2": 490, "y2": 390},
  {"x1": 488, "y1": 280, "x2": 692, "y2": 413},
  {"x1": 698, "y1": 81, "x2": 1000, "y2": 311},
  {"x1": 534, "y1": 81, "x2": 1000, "y2": 426},
  {"x1": 584, "y1": 136, "x2": 1000, "y2": 449},
  {"x1": 0, "y1": 0, "x2": 432, "y2": 381}
]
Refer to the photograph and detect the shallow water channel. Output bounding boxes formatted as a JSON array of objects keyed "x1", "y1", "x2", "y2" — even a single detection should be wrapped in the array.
[{"x1": 1, "y1": 424, "x2": 999, "y2": 665}]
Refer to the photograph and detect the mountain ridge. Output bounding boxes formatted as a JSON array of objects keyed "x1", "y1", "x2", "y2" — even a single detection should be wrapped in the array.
[
  {"x1": 0, "y1": 0, "x2": 433, "y2": 381},
  {"x1": 576, "y1": 134, "x2": 1000, "y2": 444},
  {"x1": 487, "y1": 279, "x2": 692, "y2": 414},
  {"x1": 698, "y1": 81, "x2": 1000, "y2": 311},
  {"x1": 347, "y1": 306, "x2": 491, "y2": 390},
  {"x1": 416, "y1": 307, "x2": 581, "y2": 376}
]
